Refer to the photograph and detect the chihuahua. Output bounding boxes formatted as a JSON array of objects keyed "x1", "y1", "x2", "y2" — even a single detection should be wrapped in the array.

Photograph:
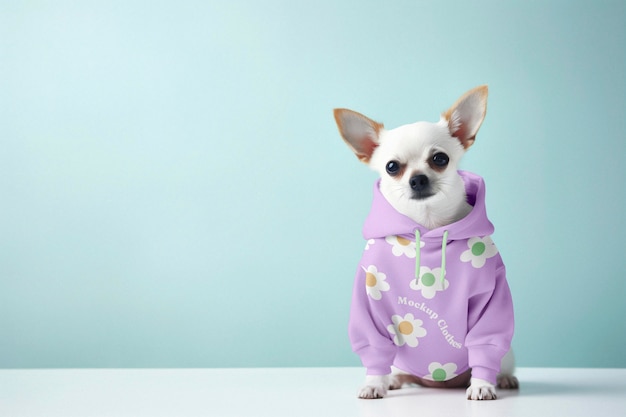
[{"x1": 334, "y1": 86, "x2": 517, "y2": 400}]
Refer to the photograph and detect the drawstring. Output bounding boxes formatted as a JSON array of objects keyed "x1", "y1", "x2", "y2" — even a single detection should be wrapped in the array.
[
  {"x1": 440, "y1": 230, "x2": 449, "y2": 286},
  {"x1": 415, "y1": 229, "x2": 449, "y2": 287},
  {"x1": 415, "y1": 229, "x2": 421, "y2": 284}
]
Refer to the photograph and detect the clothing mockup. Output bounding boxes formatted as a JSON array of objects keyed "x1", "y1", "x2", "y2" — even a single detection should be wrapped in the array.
[{"x1": 348, "y1": 171, "x2": 514, "y2": 384}]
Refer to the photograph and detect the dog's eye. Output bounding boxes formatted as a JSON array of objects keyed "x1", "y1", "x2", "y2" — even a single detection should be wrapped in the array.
[
  {"x1": 386, "y1": 161, "x2": 401, "y2": 176},
  {"x1": 432, "y1": 152, "x2": 449, "y2": 167}
]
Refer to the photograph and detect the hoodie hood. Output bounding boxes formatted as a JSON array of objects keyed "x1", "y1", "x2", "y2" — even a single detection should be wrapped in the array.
[{"x1": 362, "y1": 170, "x2": 495, "y2": 241}]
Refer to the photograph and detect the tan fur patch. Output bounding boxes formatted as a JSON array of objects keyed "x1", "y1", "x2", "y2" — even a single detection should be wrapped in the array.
[{"x1": 427, "y1": 158, "x2": 447, "y2": 173}]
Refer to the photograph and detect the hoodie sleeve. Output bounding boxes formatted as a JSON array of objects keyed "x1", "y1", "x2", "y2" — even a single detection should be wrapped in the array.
[
  {"x1": 348, "y1": 258, "x2": 396, "y2": 376},
  {"x1": 465, "y1": 259, "x2": 514, "y2": 384}
]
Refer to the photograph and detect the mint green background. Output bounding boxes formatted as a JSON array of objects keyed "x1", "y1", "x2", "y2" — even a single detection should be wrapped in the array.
[{"x1": 1, "y1": 1, "x2": 624, "y2": 369}]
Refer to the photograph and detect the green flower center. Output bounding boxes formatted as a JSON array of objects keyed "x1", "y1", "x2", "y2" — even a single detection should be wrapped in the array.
[
  {"x1": 471, "y1": 242, "x2": 486, "y2": 256},
  {"x1": 432, "y1": 368, "x2": 447, "y2": 381},
  {"x1": 421, "y1": 272, "x2": 436, "y2": 287}
]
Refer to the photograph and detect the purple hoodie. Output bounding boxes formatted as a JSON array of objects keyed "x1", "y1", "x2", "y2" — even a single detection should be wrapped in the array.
[{"x1": 348, "y1": 171, "x2": 514, "y2": 385}]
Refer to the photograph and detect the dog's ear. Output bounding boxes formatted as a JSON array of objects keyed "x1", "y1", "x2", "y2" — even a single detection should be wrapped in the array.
[
  {"x1": 442, "y1": 85, "x2": 488, "y2": 149},
  {"x1": 334, "y1": 108, "x2": 384, "y2": 163}
]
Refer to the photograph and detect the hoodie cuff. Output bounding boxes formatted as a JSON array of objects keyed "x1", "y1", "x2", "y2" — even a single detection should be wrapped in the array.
[
  {"x1": 470, "y1": 366, "x2": 498, "y2": 385},
  {"x1": 354, "y1": 345, "x2": 394, "y2": 376},
  {"x1": 468, "y1": 345, "x2": 507, "y2": 385}
]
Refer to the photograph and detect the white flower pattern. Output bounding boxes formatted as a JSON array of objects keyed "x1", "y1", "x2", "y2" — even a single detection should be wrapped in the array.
[
  {"x1": 385, "y1": 235, "x2": 424, "y2": 258},
  {"x1": 387, "y1": 313, "x2": 427, "y2": 347},
  {"x1": 410, "y1": 266, "x2": 449, "y2": 299},
  {"x1": 424, "y1": 362, "x2": 458, "y2": 381},
  {"x1": 460, "y1": 236, "x2": 498, "y2": 268},
  {"x1": 363, "y1": 265, "x2": 390, "y2": 300}
]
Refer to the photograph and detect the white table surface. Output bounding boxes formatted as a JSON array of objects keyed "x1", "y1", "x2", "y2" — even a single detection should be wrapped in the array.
[{"x1": 1, "y1": 367, "x2": 624, "y2": 417}]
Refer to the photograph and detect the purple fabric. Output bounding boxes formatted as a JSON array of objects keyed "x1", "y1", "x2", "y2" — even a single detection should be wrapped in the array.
[{"x1": 349, "y1": 171, "x2": 514, "y2": 385}]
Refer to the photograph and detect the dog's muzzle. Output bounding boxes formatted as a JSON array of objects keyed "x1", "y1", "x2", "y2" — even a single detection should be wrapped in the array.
[{"x1": 410, "y1": 174, "x2": 434, "y2": 199}]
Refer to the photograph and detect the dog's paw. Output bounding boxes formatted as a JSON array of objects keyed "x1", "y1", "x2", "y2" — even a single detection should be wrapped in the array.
[
  {"x1": 358, "y1": 375, "x2": 389, "y2": 399},
  {"x1": 358, "y1": 384, "x2": 387, "y2": 399},
  {"x1": 497, "y1": 374, "x2": 519, "y2": 389},
  {"x1": 466, "y1": 378, "x2": 497, "y2": 400}
]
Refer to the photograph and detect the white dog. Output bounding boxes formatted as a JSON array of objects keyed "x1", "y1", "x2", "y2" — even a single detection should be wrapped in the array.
[{"x1": 334, "y1": 86, "x2": 518, "y2": 400}]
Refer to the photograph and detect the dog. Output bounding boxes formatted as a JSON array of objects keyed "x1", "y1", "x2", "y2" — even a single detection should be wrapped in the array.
[{"x1": 334, "y1": 86, "x2": 518, "y2": 400}]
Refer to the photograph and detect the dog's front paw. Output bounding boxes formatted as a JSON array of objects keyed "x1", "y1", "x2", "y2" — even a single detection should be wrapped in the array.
[
  {"x1": 466, "y1": 378, "x2": 497, "y2": 400},
  {"x1": 358, "y1": 375, "x2": 389, "y2": 399},
  {"x1": 358, "y1": 384, "x2": 387, "y2": 399}
]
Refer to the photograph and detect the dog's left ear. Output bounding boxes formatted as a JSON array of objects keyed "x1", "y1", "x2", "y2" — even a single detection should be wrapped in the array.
[{"x1": 442, "y1": 85, "x2": 488, "y2": 149}]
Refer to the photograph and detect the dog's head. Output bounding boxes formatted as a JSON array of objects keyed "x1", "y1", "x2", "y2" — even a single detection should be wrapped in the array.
[{"x1": 334, "y1": 86, "x2": 488, "y2": 228}]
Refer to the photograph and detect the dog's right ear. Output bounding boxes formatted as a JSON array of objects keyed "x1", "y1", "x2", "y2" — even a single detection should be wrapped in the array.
[{"x1": 333, "y1": 109, "x2": 384, "y2": 163}]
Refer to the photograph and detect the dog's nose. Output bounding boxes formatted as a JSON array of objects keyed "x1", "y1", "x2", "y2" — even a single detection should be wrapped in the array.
[{"x1": 409, "y1": 174, "x2": 429, "y2": 191}]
